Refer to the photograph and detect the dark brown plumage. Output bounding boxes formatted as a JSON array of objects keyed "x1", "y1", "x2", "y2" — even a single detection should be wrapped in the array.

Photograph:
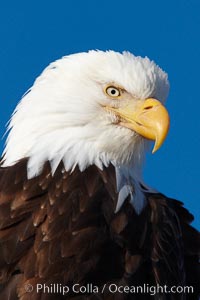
[{"x1": 0, "y1": 159, "x2": 199, "y2": 300}]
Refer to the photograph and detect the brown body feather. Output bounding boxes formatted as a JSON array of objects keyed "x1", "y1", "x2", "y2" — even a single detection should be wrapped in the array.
[{"x1": 0, "y1": 159, "x2": 199, "y2": 299}]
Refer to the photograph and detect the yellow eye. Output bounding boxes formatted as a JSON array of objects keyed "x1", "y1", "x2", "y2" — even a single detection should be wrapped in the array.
[{"x1": 105, "y1": 86, "x2": 121, "y2": 97}]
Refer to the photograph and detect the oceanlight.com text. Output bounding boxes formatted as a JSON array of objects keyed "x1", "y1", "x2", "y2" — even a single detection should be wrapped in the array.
[{"x1": 23, "y1": 283, "x2": 194, "y2": 296}]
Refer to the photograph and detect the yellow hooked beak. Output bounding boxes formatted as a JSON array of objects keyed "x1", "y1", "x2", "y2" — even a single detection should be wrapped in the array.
[{"x1": 105, "y1": 98, "x2": 170, "y2": 153}]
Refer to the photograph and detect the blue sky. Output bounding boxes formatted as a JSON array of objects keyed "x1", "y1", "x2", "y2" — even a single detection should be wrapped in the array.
[{"x1": 0, "y1": 0, "x2": 199, "y2": 229}]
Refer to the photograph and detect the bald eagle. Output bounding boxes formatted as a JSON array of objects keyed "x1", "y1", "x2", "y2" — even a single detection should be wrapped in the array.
[{"x1": 0, "y1": 51, "x2": 199, "y2": 300}]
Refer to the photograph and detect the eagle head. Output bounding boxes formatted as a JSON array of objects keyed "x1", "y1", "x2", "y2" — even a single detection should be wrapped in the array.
[{"x1": 3, "y1": 51, "x2": 169, "y2": 212}]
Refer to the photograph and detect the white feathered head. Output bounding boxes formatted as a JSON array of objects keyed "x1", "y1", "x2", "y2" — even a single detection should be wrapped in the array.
[{"x1": 3, "y1": 50, "x2": 169, "y2": 181}]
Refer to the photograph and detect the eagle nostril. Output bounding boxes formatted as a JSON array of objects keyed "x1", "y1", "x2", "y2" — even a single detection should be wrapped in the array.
[{"x1": 144, "y1": 106, "x2": 153, "y2": 110}]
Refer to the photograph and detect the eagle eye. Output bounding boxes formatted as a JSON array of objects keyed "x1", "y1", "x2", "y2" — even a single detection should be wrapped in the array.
[{"x1": 105, "y1": 86, "x2": 121, "y2": 98}]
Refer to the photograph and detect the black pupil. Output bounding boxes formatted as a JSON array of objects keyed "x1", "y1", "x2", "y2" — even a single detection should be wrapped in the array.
[{"x1": 111, "y1": 89, "x2": 116, "y2": 95}]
